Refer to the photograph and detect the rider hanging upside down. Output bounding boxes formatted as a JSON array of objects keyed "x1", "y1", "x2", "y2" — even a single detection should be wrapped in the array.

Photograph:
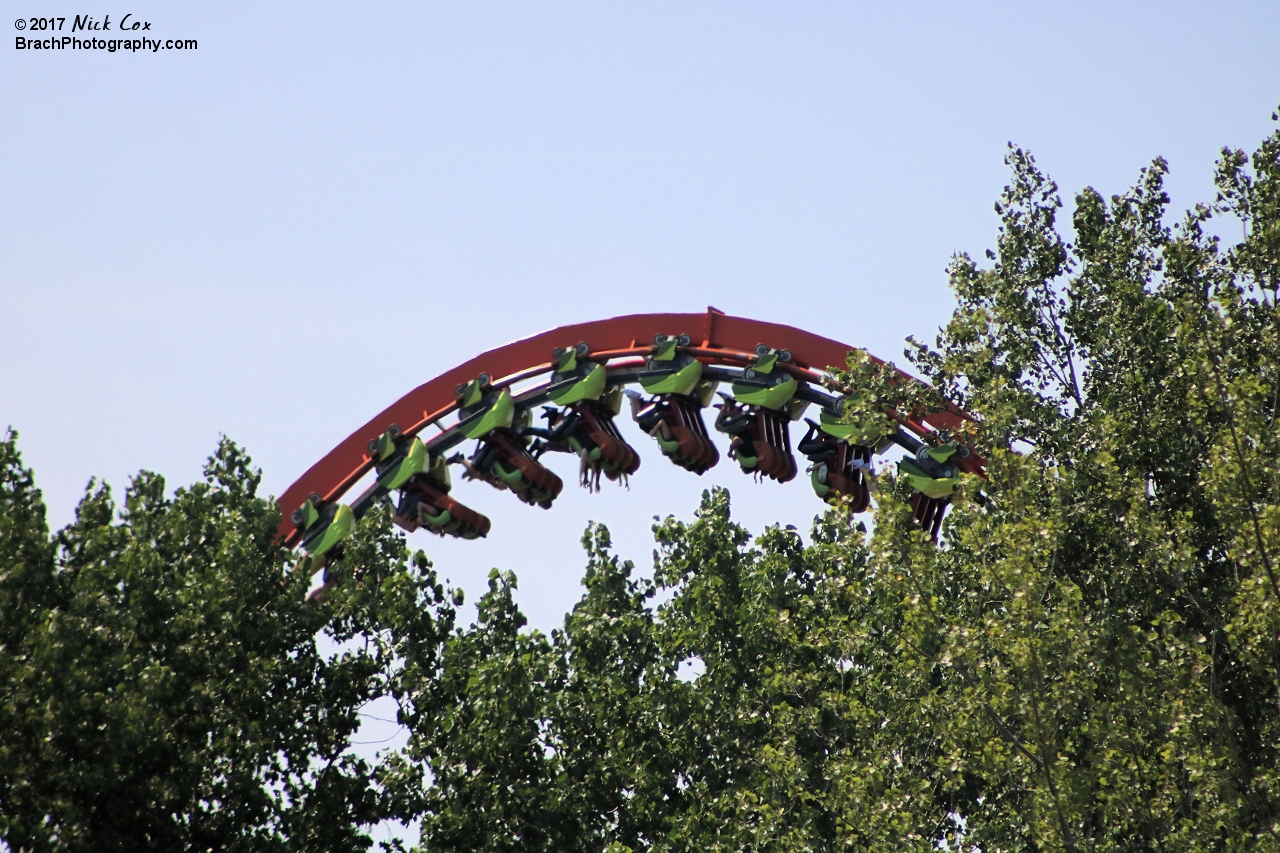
[
  {"x1": 527, "y1": 397, "x2": 640, "y2": 490},
  {"x1": 797, "y1": 416, "x2": 873, "y2": 512},
  {"x1": 715, "y1": 395, "x2": 798, "y2": 483},
  {"x1": 393, "y1": 454, "x2": 491, "y2": 539},
  {"x1": 713, "y1": 345, "x2": 802, "y2": 483},
  {"x1": 523, "y1": 342, "x2": 641, "y2": 490},
  {"x1": 448, "y1": 375, "x2": 563, "y2": 509},
  {"x1": 363, "y1": 426, "x2": 492, "y2": 539},
  {"x1": 897, "y1": 442, "x2": 968, "y2": 541},
  {"x1": 626, "y1": 334, "x2": 719, "y2": 474}
]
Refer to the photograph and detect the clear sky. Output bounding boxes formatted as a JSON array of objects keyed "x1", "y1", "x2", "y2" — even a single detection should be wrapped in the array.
[
  {"x1": 4, "y1": 0, "x2": 1280, "y2": 833},
  {"x1": 5, "y1": 1, "x2": 1279, "y2": 844}
]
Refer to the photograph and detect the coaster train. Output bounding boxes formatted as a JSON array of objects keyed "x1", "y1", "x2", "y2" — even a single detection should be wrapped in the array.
[{"x1": 276, "y1": 310, "x2": 984, "y2": 598}]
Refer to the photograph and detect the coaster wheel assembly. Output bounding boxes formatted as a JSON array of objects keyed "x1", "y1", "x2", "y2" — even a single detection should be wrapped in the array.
[{"x1": 280, "y1": 309, "x2": 985, "y2": 598}]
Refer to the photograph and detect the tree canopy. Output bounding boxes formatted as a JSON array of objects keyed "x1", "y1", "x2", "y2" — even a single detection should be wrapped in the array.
[
  {"x1": 0, "y1": 437, "x2": 457, "y2": 851},
  {"x1": 2, "y1": 110, "x2": 1278, "y2": 851}
]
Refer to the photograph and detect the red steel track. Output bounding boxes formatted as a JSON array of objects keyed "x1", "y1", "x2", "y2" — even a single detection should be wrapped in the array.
[{"x1": 276, "y1": 308, "x2": 977, "y2": 547}]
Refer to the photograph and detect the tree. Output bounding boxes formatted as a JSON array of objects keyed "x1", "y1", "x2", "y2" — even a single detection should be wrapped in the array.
[
  {"x1": 0, "y1": 433, "x2": 456, "y2": 852},
  {"x1": 5, "y1": 108, "x2": 1277, "y2": 852},
  {"x1": 399, "y1": 110, "x2": 1280, "y2": 851},
  {"x1": 883, "y1": 109, "x2": 1280, "y2": 849}
]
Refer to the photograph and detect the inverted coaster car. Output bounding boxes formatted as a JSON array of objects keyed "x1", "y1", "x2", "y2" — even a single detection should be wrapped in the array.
[
  {"x1": 357, "y1": 427, "x2": 491, "y2": 540},
  {"x1": 897, "y1": 442, "x2": 967, "y2": 541},
  {"x1": 798, "y1": 408, "x2": 875, "y2": 512},
  {"x1": 525, "y1": 344, "x2": 641, "y2": 491},
  {"x1": 448, "y1": 375, "x2": 564, "y2": 509},
  {"x1": 275, "y1": 313, "x2": 991, "y2": 595},
  {"x1": 627, "y1": 334, "x2": 719, "y2": 474},
  {"x1": 292, "y1": 495, "x2": 356, "y2": 601},
  {"x1": 714, "y1": 346, "x2": 802, "y2": 483}
]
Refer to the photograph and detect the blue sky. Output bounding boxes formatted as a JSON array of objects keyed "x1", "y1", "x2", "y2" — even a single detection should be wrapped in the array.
[
  {"x1": 5, "y1": 1, "x2": 1279, "y2": 844},
  {"x1": 6, "y1": 1, "x2": 1279, "y2": 630},
  {"x1": 3, "y1": 0, "x2": 1279, "y2": 636}
]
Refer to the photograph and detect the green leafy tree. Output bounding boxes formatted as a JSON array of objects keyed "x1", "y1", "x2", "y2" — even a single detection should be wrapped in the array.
[
  {"x1": 5, "y1": 108, "x2": 1277, "y2": 853},
  {"x1": 0, "y1": 432, "x2": 455, "y2": 852},
  {"x1": 402, "y1": 492, "x2": 965, "y2": 852},
  {"x1": 877, "y1": 109, "x2": 1280, "y2": 850},
  {"x1": 397, "y1": 567, "x2": 562, "y2": 852},
  {"x1": 401, "y1": 109, "x2": 1280, "y2": 852}
]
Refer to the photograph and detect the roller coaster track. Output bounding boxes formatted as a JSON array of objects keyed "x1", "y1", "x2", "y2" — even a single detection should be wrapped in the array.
[{"x1": 277, "y1": 308, "x2": 983, "y2": 554}]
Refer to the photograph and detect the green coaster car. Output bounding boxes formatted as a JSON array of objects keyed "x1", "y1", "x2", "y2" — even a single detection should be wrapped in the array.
[
  {"x1": 294, "y1": 497, "x2": 356, "y2": 601},
  {"x1": 896, "y1": 443, "x2": 964, "y2": 499},
  {"x1": 895, "y1": 442, "x2": 970, "y2": 540},
  {"x1": 638, "y1": 335, "x2": 703, "y2": 396},
  {"x1": 529, "y1": 345, "x2": 641, "y2": 490},
  {"x1": 365, "y1": 425, "x2": 492, "y2": 540},
  {"x1": 714, "y1": 346, "x2": 802, "y2": 483},
  {"x1": 628, "y1": 335, "x2": 720, "y2": 474},
  {"x1": 450, "y1": 374, "x2": 564, "y2": 509},
  {"x1": 729, "y1": 347, "x2": 799, "y2": 412},
  {"x1": 797, "y1": 414, "x2": 873, "y2": 512}
]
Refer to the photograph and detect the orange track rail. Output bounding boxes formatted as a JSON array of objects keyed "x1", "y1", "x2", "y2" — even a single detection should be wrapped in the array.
[{"x1": 276, "y1": 308, "x2": 977, "y2": 547}]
